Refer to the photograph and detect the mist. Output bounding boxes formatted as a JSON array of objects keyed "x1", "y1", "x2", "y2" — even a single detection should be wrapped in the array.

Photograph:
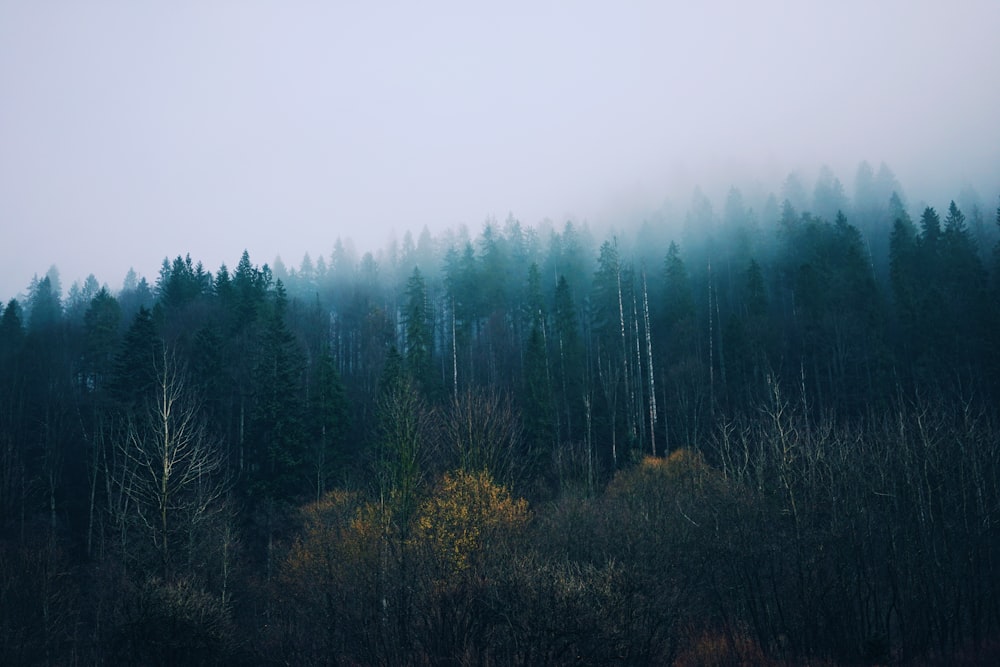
[
  {"x1": 2, "y1": 1, "x2": 998, "y2": 302},
  {"x1": 7, "y1": 4, "x2": 1000, "y2": 663}
]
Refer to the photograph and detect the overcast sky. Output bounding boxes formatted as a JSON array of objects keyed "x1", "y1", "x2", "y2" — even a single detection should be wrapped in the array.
[{"x1": 2, "y1": 1, "x2": 999, "y2": 302}]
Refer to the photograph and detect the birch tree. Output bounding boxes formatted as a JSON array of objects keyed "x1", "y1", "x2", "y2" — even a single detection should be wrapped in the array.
[{"x1": 115, "y1": 346, "x2": 227, "y2": 579}]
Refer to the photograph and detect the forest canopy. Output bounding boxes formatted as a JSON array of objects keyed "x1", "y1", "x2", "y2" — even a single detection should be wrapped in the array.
[{"x1": 3, "y1": 165, "x2": 1000, "y2": 665}]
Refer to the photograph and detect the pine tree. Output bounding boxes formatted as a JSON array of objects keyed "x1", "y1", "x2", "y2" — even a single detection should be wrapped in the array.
[
  {"x1": 552, "y1": 274, "x2": 584, "y2": 447},
  {"x1": 0, "y1": 299, "x2": 26, "y2": 530},
  {"x1": 82, "y1": 288, "x2": 122, "y2": 394},
  {"x1": 27, "y1": 275, "x2": 62, "y2": 332},
  {"x1": 247, "y1": 281, "x2": 307, "y2": 500},
  {"x1": 307, "y1": 346, "x2": 349, "y2": 501},
  {"x1": 521, "y1": 265, "x2": 555, "y2": 466},
  {"x1": 402, "y1": 267, "x2": 433, "y2": 395},
  {"x1": 110, "y1": 307, "x2": 163, "y2": 411}
]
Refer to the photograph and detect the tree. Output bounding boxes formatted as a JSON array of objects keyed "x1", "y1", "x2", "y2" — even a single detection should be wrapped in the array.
[
  {"x1": 940, "y1": 201, "x2": 990, "y2": 376},
  {"x1": 79, "y1": 289, "x2": 122, "y2": 555},
  {"x1": 812, "y1": 165, "x2": 849, "y2": 223},
  {"x1": 306, "y1": 346, "x2": 349, "y2": 501},
  {"x1": 375, "y1": 350, "x2": 430, "y2": 520},
  {"x1": 81, "y1": 288, "x2": 122, "y2": 393},
  {"x1": 723, "y1": 259, "x2": 771, "y2": 404},
  {"x1": 230, "y1": 250, "x2": 270, "y2": 330},
  {"x1": 414, "y1": 469, "x2": 528, "y2": 576},
  {"x1": 402, "y1": 267, "x2": 434, "y2": 394},
  {"x1": 663, "y1": 241, "x2": 695, "y2": 333},
  {"x1": 0, "y1": 300, "x2": 26, "y2": 533},
  {"x1": 247, "y1": 281, "x2": 307, "y2": 500},
  {"x1": 592, "y1": 239, "x2": 629, "y2": 466},
  {"x1": 27, "y1": 275, "x2": 62, "y2": 332},
  {"x1": 890, "y1": 210, "x2": 919, "y2": 322},
  {"x1": 110, "y1": 307, "x2": 162, "y2": 411},
  {"x1": 371, "y1": 351, "x2": 435, "y2": 657},
  {"x1": 660, "y1": 241, "x2": 703, "y2": 449},
  {"x1": 919, "y1": 206, "x2": 942, "y2": 246},
  {"x1": 552, "y1": 274, "x2": 585, "y2": 447},
  {"x1": 521, "y1": 264, "x2": 555, "y2": 468},
  {"x1": 478, "y1": 220, "x2": 510, "y2": 315},
  {"x1": 442, "y1": 388, "x2": 526, "y2": 491},
  {"x1": 114, "y1": 346, "x2": 227, "y2": 579},
  {"x1": 278, "y1": 489, "x2": 376, "y2": 663},
  {"x1": 155, "y1": 255, "x2": 210, "y2": 340},
  {"x1": 443, "y1": 242, "x2": 480, "y2": 389}
]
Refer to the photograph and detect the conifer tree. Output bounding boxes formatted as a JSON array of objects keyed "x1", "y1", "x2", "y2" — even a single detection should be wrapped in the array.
[
  {"x1": 522, "y1": 267, "x2": 555, "y2": 466},
  {"x1": 403, "y1": 267, "x2": 433, "y2": 395},
  {"x1": 248, "y1": 281, "x2": 307, "y2": 500},
  {"x1": 307, "y1": 346, "x2": 349, "y2": 500}
]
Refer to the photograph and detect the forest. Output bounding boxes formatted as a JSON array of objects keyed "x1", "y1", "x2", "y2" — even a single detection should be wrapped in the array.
[{"x1": 2, "y1": 163, "x2": 1000, "y2": 665}]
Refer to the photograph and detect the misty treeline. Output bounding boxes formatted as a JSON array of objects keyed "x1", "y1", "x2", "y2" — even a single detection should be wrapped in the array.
[{"x1": 2, "y1": 162, "x2": 1000, "y2": 665}]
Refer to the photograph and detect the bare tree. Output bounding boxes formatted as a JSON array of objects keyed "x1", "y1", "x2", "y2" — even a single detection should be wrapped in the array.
[
  {"x1": 114, "y1": 346, "x2": 228, "y2": 579},
  {"x1": 442, "y1": 387, "x2": 525, "y2": 490}
]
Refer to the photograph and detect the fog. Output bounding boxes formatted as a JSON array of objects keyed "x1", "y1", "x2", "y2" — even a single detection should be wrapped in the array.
[{"x1": 2, "y1": 1, "x2": 998, "y2": 302}]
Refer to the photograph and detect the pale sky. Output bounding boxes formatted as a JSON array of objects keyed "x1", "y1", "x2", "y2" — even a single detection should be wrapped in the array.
[{"x1": 2, "y1": 1, "x2": 999, "y2": 302}]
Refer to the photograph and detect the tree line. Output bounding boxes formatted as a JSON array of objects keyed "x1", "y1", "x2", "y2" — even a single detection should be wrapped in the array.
[{"x1": 2, "y1": 164, "x2": 1000, "y2": 664}]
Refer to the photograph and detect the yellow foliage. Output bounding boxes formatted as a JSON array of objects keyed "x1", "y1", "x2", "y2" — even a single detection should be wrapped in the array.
[
  {"x1": 283, "y1": 489, "x2": 377, "y2": 596},
  {"x1": 644, "y1": 448, "x2": 710, "y2": 475},
  {"x1": 413, "y1": 469, "x2": 529, "y2": 574},
  {"x1": 609, "y1": 449, "x2": 720, "y2": 495}
]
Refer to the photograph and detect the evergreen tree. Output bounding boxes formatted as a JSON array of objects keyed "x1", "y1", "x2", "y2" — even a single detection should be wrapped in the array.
[
  {"x1": 521, "y1": 265, "x2": 555, "y2": 467},
  {"x1": 662, "y1": 241, "x2": 695, "y2": 334},
  {"x1": 940, "y1": 201, "x2": 990, "y2": 375},
  {"x1": 812, "y1": 165, "x2": 849, "y2": 222},
  {"x1": 27, "y1": 275, "x2": 62, "y2": 332},
  {"x1": 723, "y1": 259, "x2": 771, "y2": 404},
  {"x1": 307, "y1": 346, "x2": 349, "y2": 500},
  {"x1": 443, "y1": 243, "x2": 479, "y2": 387},
  {"x1": 109, "y1": 306, "x2": 162, "y2": 411},
  {"x1": 659, "y1": 241, "x2": 703, "y2": 448},
  {"x1": 552, "y1": 274, "x2": 585, "y2": 447},
  {"x1": 82, "y1": 288, "x2": 122, "y2": 394},
  {"x1": 402, "y1": 267, "x2": 433, "y2": 394},
  {"x1": 0, "y1": 299, "x2": 26, "y2": 530},
  {"x1": 231, "y1": 250, "x2": 270, "y2": 330},
  {"x1": 479, "y1": 221, "x2": 510, "y2": 315},
  {"x1": 247, "y1": 281, "x2": 307, "y2": 500},
  {"x1": 592, "y1": 239, "x2": 623, "y2": 348}
]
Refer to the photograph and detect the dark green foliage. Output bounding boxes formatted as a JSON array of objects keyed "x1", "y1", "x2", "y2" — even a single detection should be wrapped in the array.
[
  {"x1": 82, "y1": 288, "x2": 122, "y2": 394},
  {"x1": 4, "y1": 173, "x2": 1000, "y2": 665},
  {"x1": 521, "y1": 264, "x2": 556, "y2": 462},
  {"x1": 109, "y1": 307, "x2": 162, "y2": 410},
  {"x1": 26, "y1": 275, "x2": 61, "y2": 332},
  {"x1": 551, "y1": 274, "x2": 585, "y2": 447},
  {"x1": 246, "y1": 281, "x2": 308, "y2": 500},
  {"x1": 306, "y1": 346, "x2": 350, "y2": 498},
  {"x1": 403, "y1": 267, "x2": 434, "y2": 395},
  {"x1": 0, "y1": 299, "x2": 24, "y2": 354},
  {"x1": 662, "y1": 241, "x2": 695, "y2": 338},
  {"x1": 591, "y1": 238, "x2": 623, "y2": 347},
  {"x1": 0, "y1": 301, "x2": 26, "y2": 531},
  {"x1": 777, "y1": 211, "x2": 883, "y2": 411},
  {"x1": 723, "y1": 259, "x2": 771, "y2": 404}
]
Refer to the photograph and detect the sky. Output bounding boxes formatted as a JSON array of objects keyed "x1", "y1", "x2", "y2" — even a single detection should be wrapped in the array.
[{"x1": 2, "y1": 1, "x2": 999, "y2": 303}]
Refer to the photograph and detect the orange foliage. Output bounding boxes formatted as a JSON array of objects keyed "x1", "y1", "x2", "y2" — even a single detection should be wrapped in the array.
[
  {"x1": 282, "y1": 489, "x2": 377, "y2": 597},
  {"x1": 607, "y1": 448, "x2": 725, "y2": 499},
  {"x1": 413, "y1": 469, "x2": 529, "y2": 574}
]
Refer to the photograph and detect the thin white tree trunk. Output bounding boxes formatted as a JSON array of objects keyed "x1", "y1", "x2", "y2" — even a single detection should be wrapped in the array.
[{"x1": 642, "y1": 270, "x2": 658, "y2": 457}]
